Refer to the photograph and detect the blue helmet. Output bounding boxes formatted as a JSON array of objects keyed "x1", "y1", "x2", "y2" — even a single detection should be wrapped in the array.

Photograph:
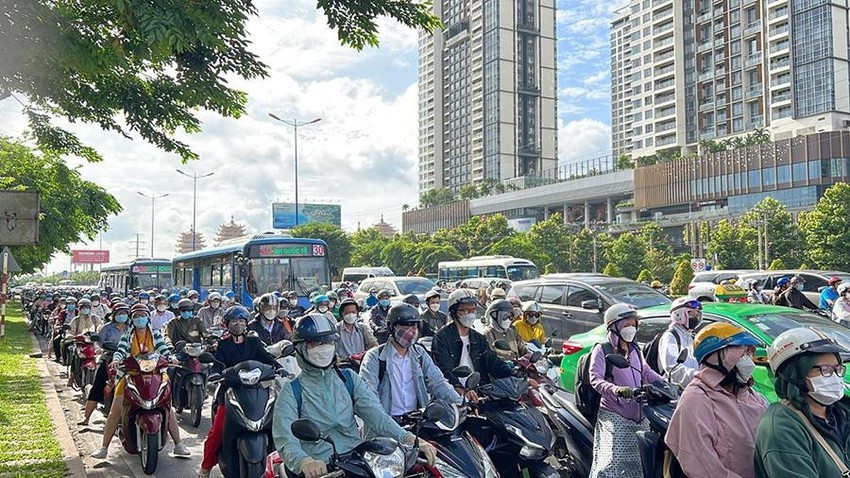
[
  {"x1": 225, "y1": 291, "x2": 236, "y2": 300},
  {"x1": 168, "y1": 293, "x2": 180, "y2": 303},
  {"x1": 138, "y1": 291, "x2": 150, "y2": 300},
  {"x1": 312, "y1": 294, "x2": 329, "y2": 305},
  {"x1": 777, "y1": 277, "x2": 790, "y2": 287},
  {"x1": 694, "y1": 322, "x2": 760, "y2": 364},
  {"x1": 222, "y1": 305, "x2": 251, "y2": 324}
]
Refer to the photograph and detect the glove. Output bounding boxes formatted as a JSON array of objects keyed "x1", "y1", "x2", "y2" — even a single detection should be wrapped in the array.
[
  {"x1": 417, "y1": 438, "x2": 436, "y2": 466},
  {"x1": 299, "y1": 457, "x2": 327, "y2": 478},
  {"x1": 615, "y1": 386, "x2": 633, "y2": 398}
]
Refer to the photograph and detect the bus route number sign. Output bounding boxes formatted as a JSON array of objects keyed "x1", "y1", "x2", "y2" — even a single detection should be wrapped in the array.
[{"x1": 256, "y1": 244, "x2": 326, "y2": 257}]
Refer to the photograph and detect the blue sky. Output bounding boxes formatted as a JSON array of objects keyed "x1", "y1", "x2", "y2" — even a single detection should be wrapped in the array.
[{"x1": 0, "y1": 0, "x2": 624, "y2": 271}]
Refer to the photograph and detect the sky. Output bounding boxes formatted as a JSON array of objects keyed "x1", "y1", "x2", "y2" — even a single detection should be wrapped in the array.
[{"x1": 0, "y1": 0, "x2": 627, "y2": 273}]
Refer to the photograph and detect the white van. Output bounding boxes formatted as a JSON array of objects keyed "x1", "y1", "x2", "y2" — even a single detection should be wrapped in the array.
[{"x1": 341, "y1": 267, "x2": 395, "y2": 285}]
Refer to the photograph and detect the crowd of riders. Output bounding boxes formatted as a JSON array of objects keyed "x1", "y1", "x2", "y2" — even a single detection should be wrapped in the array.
[{"x1": 17, "y1": 276, "x2": 850, "y2": 478}]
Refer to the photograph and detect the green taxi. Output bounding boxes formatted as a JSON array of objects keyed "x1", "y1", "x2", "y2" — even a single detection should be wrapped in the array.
[{"x1": 558, "y1": 302, "x2": 850, "y2": 402}]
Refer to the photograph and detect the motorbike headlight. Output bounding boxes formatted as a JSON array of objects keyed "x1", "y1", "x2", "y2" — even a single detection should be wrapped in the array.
[
  {"x1": 433, "y1": 456, "x2": 468, "y2": 478},
  {"x1": 138, "y1": 358, "x2": 158, "y2": 373},
  {"x1": 185, "y1": 344, "x2": 204, "y2": 357},
  {"x1": 535, "y1": 358, "x2": 549, "y2": 374},
  {"x1": 363, "y1": 447, "x2": 405, "y2": 478},
  {"x1": 238, "y1": 368, "x2": 262, "y2": 386}
]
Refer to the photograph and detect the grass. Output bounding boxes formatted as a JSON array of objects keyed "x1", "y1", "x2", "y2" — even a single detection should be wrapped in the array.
[{"x1": 0, "y1": 303, "x2": 66, "y2": 478}]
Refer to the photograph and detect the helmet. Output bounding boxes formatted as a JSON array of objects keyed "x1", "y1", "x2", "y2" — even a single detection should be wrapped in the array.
[
  {"x1": 425, "y1": 289, "x2": 441, "y2": 302},
  {"x1": 177, "y1": 298, "x2": 194, "y2": 310},
  {"x1": 776, "y1": 277, "x2": 790, "y2": 287},
  {"x1": 650, "y1": 280, "x2": 663, "y2": 288},
  {"x1": 272, "y1": 291, "x2": 282, "y2": 298},
  {"x1": 66, "y1": 296, "x2": 77, "y2": 304},
  {"x1": 129, "y1": 303, "x2": 150, "y2": 317},
  {"x1": 258, "y1": 292, "x2": 279, "y2": 308},
  {"x1": 838, "y1": 283, "x2": 850, "y2": 295},
  {"x1": 401, "y1": 294, "x2": 421, "y2": 308},
  {"x1": 670, "y1": 298, "x2": 702, "y2": 328},
  {"x1": 378, "y1": 289, "x2": 392, "y2": 299},
  {"x1": 225, "y1": 291, "x2": 236, "y2": 300},
  {"x1": 522, "y1": 301, "x2": 542, "y2": 314},
  {"x1": 112, "y1": 303, "x2": 130, "y2": 315},
  {"x1": 168, "y1": 293, "x2": 180, "y2": 303},
  {"x1": 138, "y1": 292, "x2": 150, "y2": 300},
  {"x1": 603, "y1": 303, "x2": 638, "y2": 327},
  {"x1": 327, "y1": 291, "x2": 339, "y2": 301},
  {"x1": 790, "y1": 275, "x2": 805, "y2": 285},
  {"x1": 292, "y1": 313, "x2": 339, "y2": 343},
  {"x1": 77, "y1": 298, "x2": 92, "y2": 308},
  {"x1": 312, "y1": 294, "x2": 329, "y2": 305},
  {"x1": 387, "y1": 303, "x2": 422, "y2": 328},
  {"x1": 447, "y1": 289, "x2": 477, "y2": 318},
  {"x1": 828, "y1": 276, "x2": 843, "y2": 286},
  {"x1": 485, "y1": 299, "x2": 514, "y2": 325},
  {"x1": 207, "y1": 292, "x2": 222, "y2": 302},
  {"x1": 768, "y1": 327, "x2": 848, "y2": 373},
  {"x1": 338, "y1": 298, "x2": 358, "y2": 315},
  {"x1": 508, "y1": 296, "x2": 522, "y2": 307},
  {"x1": 490, "y1": 288, "x2": 506, "y2": 299},
  {"x1": 694, "y1": 322, "x2": 760, "y2": 364},
  {"x1": 222, "y1": 305, "x2": 251, "y2": 324},
  {"x1": 286, "y1": 290, "x2": 298, "y2": 299},
  {"x1": 188, "y1": 289, "x2": 200, "y2": 299}
]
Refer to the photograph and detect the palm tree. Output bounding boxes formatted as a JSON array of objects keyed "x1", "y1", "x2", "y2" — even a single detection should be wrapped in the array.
[{"x1": 402, "y1": 204, "x2": 410, "y2": 212}]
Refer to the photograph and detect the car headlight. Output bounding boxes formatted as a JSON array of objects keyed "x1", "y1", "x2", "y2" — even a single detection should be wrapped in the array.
[
  {"x1": 364, "y1": 447, "x2": 405, "y2": 478},
  {"x1": 433, "y1": 456, "x2": 468, "y2": 478}
]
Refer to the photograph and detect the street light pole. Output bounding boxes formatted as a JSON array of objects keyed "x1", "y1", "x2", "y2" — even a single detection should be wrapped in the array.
[
  {"x1": 176, "y1": 169, "x2": 215, "y2": 250},
  {"x1": 268, "y1": 114, "x2": 322, "y2": 227},
  {"x1": 137, "y1": 191, "x2": 169, "y2": 257}
]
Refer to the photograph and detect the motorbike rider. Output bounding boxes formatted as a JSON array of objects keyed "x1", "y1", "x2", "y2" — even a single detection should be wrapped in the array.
[
  {"x1": 247, "y1": 292, "x2": 290, "y2": 344},
  {"x1": 89, "y1": 294, "x2": 111, "y2": 321},
  {"x1": 150, "y1": 294, "x2": 175, "y2": 331},
  {"x1": 421, "y1": 289, "x2": 448, "y2": 336},
  {"x1": 402, "y1": 294, "x2": 436, "y2": 336},
  {"x1": 57, "y1": 297, "x2": 79, "y2": 363},
  {"x1": 198, "y1": 291, "x2": 224, "y2": 329},
  {"x1": 272, "y1": 313, "x2": 436, "y2": 478},
  {"x1": 514, "y1": 301, "x2": 546, "y2": 344},
  {"x1": 165, "y1": 298, "x2": 208, "y2": 346},
  {"x1": 820, "y1": 276, "x2": 843, "y2": 311},
  {"x1": 777, "y1": 276, "x2": 818, "y2": 311},
  {"x1": 369, "y1": 289, "x2": 393, "y2": 344},
  {"x1": 198, "y1": 305, "x2": 278, "y2": 477},
  {"x1": 188, "y1": 289, "x2": 203, "y2": 313},
  {"x1": 771, "y1": 277, "x2": 791, "y2": 306},
  {"x1": 65, "y1": 298, "x2": 101, "y2": 387},
  {"x1": 286, "y1": 290, "x2": 306, "y2": 319},
  {"x1": 658, "y1": 298, "x2": 702, "y2": 387},
  {"x1": 755, "y1": 328, "x2": 850, "y2": 476},
  {"x1": 746, "y1": 279, "x2": 769, "y2": 304},
  {"x1": 832, "y1": 283, "x2": 850, "y2": 326},
  {"x1": 665, "y1": 323, "x2": 767, "y2": 478},
  {"x1": 588, "y1": 303, "x2": 664, "y2": 478},
  {"x1": 360, "y1": 303, "x2": 461, "y2": 418},
  {"x1": 432, "y1": 289, "x2": 513, "y2": 403},
  {"x1": 337, "y1": 298, "x2": 378, "y2": 358},
  {"x1": 364, "y1": 287, "x2": 379, "y2": 308},
  {"x1": 508, "y1": 297, "x2": 523, "y2": 320},
  {"x1": 326, "y1": 291, "x2": 340, "y2": 317},
  {"x1": 91, "y1": 304, "x2": 189, "y2": 459},
  {"x1": 307, "y1": 294, "x2": 336, "y2": 323},
  {"x1": 137, "y1": 291, "x2": 152, "y2": 310},
  {"x1": 167, "y1": 293, "x2": 181, "y2": 316},
  {"x1": 78, "y1": 303, "x2": 130, "y2": 427},
  {"x1": 489, "y1": 287, "x2": 507, "y2": 305},
  {"x1": 483, "y1": 298, "x2": 526, "y2": 360}
]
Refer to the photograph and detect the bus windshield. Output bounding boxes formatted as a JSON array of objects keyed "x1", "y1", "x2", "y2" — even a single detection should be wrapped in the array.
[
  {"x1": 134, "y1": 272, "x2": 173, "y2": 290},
  {"x1": 506, "y1": 265, "x2": 540, "y2": 281},
  {"x1": 247, "y1": 257, "x2": 326, "y2": 296}
]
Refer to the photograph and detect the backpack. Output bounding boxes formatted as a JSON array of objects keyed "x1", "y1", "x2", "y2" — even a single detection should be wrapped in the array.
[
  {"x1": 291, "y1": 367, "x2": 356, "y2": 417},
  {"x1": 643, "y1": 330, "x2": 682, "y2": 375},
  {"x1": 574, "y1": 342, "x2": 614, "y2": 423}
]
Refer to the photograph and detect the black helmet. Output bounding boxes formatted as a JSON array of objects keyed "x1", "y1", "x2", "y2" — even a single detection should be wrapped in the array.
[
  {"x1": 401, "y1": 294, "x2": 421, "y2": 308},
  {"x1": 485, "y1": 298, "x2": 514, "y2": 324},
  {"x1": 293, "y1": 313, "x2": 339, "y2": 343},
  {"x1": 222, "y1": 305, "x2": 251, "y2": 324},
  {"x1": 338, "y1": 298, "x2": 358, "y2": 316},
  {"x1": 387, "y1": 303, "x2": 422, "y2": 328}
]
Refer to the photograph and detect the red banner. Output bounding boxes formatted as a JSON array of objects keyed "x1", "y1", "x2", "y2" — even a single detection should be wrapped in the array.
[{"x1": 71, "y1": 250, "x2": 110, "y2": 264}]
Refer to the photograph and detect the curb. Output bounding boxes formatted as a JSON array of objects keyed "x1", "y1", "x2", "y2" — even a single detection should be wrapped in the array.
[{"x1": 30, "y1": 333, "x2": 88, "y2": 478}]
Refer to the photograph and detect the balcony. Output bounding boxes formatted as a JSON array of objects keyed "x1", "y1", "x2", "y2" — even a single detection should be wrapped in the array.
[
  {"x1": 698, "y1": 70, "x2": 715, "y2": 82},
  {"x1": 770, "y1": 58, "x2": 790, "y2": 70},
  {"x1": 656, "y1": 64, "x2": 675, "y2": 76},
  {"x1": 698, "y1": 41, "x2": 713, "y2": 53},
  {"x1": 657, "y1": 107, "x2": 677, "y2": 118},
  {"x1": 656, "y1": 121, "x2": 677, "y2": 132},
  {"x1": 770, "y1": 24, "x2": 789, "y2": 37},
  {"x1": 772, "y1": 91, "x2": 791, "y2": 103},
  {"x1": 697, "y1": 10, "x2": 713, "y2": 23},
  {"x1": 656, "y1": 49, "x2": 675, "y2": 62},
  {"x1": 657, "y1": 134, "x2": 678, "y2": 146},
  {"x1": 656, "y1": 93, "x2": 675, "y2": 104},
  {"x1": 700, "y1": 99, "x2": 716, "y2": 112},
  {"x1": 745, "y1": 53, "x2": 763, "y2": 68},
  {"x1": 744, "y1": 20, "x2": 762, "y2": 37},
  {"x1": 768, "y1": 9, "x2": 789, "y2": 21},
  {"x1": 746, "y1": 84, "x2": 763, "y2": 98},
  {"x1": 770, "y1": 41, "x2": 790, "y2": 53},
  {"x1": 772, "y1": 75, "x2": 791, "y2": 87},
  {"x1": 749, "y1": 115, "x2": 764, "y2": 128},
  {"x1": 654, "y1": 36, "x2": 675, "y2": 50},
  {"x1": 654, "y1": 23, "x2": 674, "y2": 35},
  {"x1": 656, "y1": 79, "x2": 675, "y2": 90},
  {"x1": 715, "y1": 37, "x2": 725, "y2": 46},
  {"x1": 701, "y1": 130, "x2": 717, "y2": 140}
]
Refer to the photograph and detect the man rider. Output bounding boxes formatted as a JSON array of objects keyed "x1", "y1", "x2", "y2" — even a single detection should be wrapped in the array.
[
  {"x1": 482, "y1": 299, "x2": 526, "y2": 360},
  {"x1": 150, "y1": 294, "x2": 175, "y2": 331},
  {"x1": 819, "y1": 276, "x2": 843, "y2": 310},
  {"x1": 658, "y1": 298, "x2": 702, "y2": 387},
  {"x1": 306, "y1": 294, "x2": 336, "y2": 324},
  {"x1": 421, "y1": 289, "x2": 448, "y2": 336},
  {"x1": 360, "y1": 303, "x2": 461, "y2": 417},
  {"x1": 272, "y1": 313, "x2": 436, "y2": 478},
  {"x1": 771, "y1": 277, "x2": 790, "y2": 305},
  {"x1": 369, "y1": 289, "x2": 393, "y2": 344},
  {"x1": 197, "y1": 292, "x2": 224, "y2": 329},
  {"x1": 432, "y1": 289, "x2": 513, "y2": 403},
  {"x1": 286, "y1": 291, "x2": 307, "y2": 319},
  {"x1": 165, "y1": 298, "x2": 207, "y2": 346},
  {"x1": 247, "y1": 292, "x2": 290, "y2": 344},
  {"x1": 364, "y1": 287, "x2": 379, "y2": 308},
  {"x1": 777, "y1": 275, "x2": 818, "y2": 311},
  {"x1": 402, "y1": 294, "x2": 435, "y2": 336},
  {"x1": 166, "y1": 293, "x2": 182, "y2": 316},
  {"x1": 337, "y1": 298, "x2": 377, "y2": 358}
]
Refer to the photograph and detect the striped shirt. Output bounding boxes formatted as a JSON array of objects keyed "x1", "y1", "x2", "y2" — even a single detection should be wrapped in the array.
[{"x1": 113, "y1": 325, "x2": 171, "y2": 364}]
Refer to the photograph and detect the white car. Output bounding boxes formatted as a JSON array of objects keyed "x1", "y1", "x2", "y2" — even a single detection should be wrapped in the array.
[{"x1": 688, "y1": 270, "x2": 759, "y2": 302}]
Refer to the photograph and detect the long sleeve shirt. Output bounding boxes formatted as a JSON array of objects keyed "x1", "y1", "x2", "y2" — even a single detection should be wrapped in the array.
[{"x1": 658, "y1": 324, "x2": 698, "y2": 388}]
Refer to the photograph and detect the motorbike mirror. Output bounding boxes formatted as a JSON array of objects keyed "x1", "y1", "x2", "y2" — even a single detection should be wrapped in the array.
[
  {"x1": 423, "y1": 402, "x2": 444, "y2": 422},
  {"x1": 465, "y1": 371, "x2": 481, "y2": 390},
  {"x1": 676, "y1": 348, "x2": 689, "y2": 365},
  {"x1": 605, "y1": 353, "x2": 630, "y2": 369},
  {"x1": 530, "y1": 351, "x2": 543, "y2": 362},
  {"x1": 291, "y1": 419, "x2": 323, "y2": 442},
  {"x1": 754, "y1": 348, "x2": 769, "y2": 365},
  {"x1": 493, "y1": 339, "x2": 511, "y2": 351},
  {"x1": 544, "y1": 337, "x2": 553, "y2": 348},
  {"x1": 198, "y1": 352, "x2": 217, "y2": 364},
  {"x1": 279, "y1": 341, "x2": 296, "y2": 358},
  {"x1": 89, "y1": 334, "x2": 101, "y2": 343},
  {"x1": 452, "y1": 365, "x2": 474, "y2": 378}
]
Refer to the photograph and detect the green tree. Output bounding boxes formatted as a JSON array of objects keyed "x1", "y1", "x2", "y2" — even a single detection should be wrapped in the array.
[
  {"x1": 639, "y1": 222, "x2": 672, "y2": 255},
  {"x1": 603, "y1": 262, "x2": 623, "y2": 277},
  {"x1": 617, "y1": 154, "x2": 634, "y2": 170},
  {"x1": 485, "y1": 236, "x2": 549, "y2": 271},
  {"x1": 380, "y1": 235, "x2": 419, "y2": 275},
  {"x1": 450, "y1": 215, "x2": 514, "y2": 256},
  {"x1": 349, "y1": 228, "x2": 386, "y2": 267},
  {"x1": 569, "y1": 229, "x2": 609, "y2": 273},
  {"x1": 643, "y1": 248, "x2": 676, "y2": 284},
  {"x1": 527, "y1": 213, "x2": 570, "y2": 272},
  {"x1": 292, "y1": 223, "x2": 351, "y2": 279},
  {"x1": 458, "y1": 184, "x2": 479, "y2": 200},
  {"x1": 767, "y1": 258, "x2": 786, "y2": 270},
  {"x1": 740, "y1": 197, "x2": 802, "y2": 267},
  {"x1": 636, "y1": 269, "x2": 654, "y2": 283},
  {"x1": 415, "y1": 243, "x2": 463, "y2": 274},
  {"x1": 605, "y1": 232, "x2": 648, "y2": 280},
  {"x1": 1, "y1": 138, "x2": 121, "y2": 272},
  {"x1": 2, "y1": 0, "x2": 440, "y2": 161},
  {"x1": 419, "y1": 188, "x2": 455, "y2": 207},
  {"x1": 800, "y1": 182, "x2": 850, "y2": 271},
  {"x1": 705, "y1": 219, "x2": 757, "y2": 269},
  {"x1": 670, "y1": 260, "x2": 694, "y2": 296}
]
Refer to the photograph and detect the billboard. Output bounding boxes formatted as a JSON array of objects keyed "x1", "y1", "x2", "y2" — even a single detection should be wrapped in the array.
[
  {"x1": 272, "y1": 203, "x2": 341, "y2": 229},
  {"x1": 72, "y1": 250, "x2": 110, "y2": 264}
]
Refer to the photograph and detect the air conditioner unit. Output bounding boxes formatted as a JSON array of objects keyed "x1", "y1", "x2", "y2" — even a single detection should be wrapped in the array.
[{"x1": 842, "y1": 120, "x2": 850, "y2": 127}]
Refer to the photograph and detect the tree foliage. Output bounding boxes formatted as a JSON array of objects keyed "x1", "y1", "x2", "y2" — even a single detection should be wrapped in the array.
[
  {"x1": 486, "y1": 235, "x2": 549, "y2": 271},
  {"x1": 349, "y1": 228, "x2": 386, "y2": 267},
  {"x1": 636, "y1": 269, "x2": 653, "y2": 283},
  {"x1": 0, "y1": 138, "x2": 121, "y2": 273},
  {"x1": 603, "y1": 262, "x2": 623, "y2": 278},
  {"x1": 800, "y1": 182, "x2": 850, "y2": 271},
  {"x1": 705, "y1": 219, "x2": 757, "y2": 269},
  {"x1": 670, "y1": 260, "x2": 694, "y2": 296},
  {"x1": 418, "y1": 188, "x2": 455, "y2": 208},
  {"x1": 527, "y1": 213, "x2": 570, "y2": 272},
  {"x1": 740, "y1": 197, "x2": 802, "y2": 267},
  {"x1": 605, "y1": 231, "x2": 647, "y2": 279},
  {"x1": 767, "y1": 258, "x2": 786, "y2": 270},
  {"x1": 292, "y1": 222, "x2": 351, "y2": 279}
]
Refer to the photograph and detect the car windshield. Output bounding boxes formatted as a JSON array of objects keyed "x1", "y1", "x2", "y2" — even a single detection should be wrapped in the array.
[
  {"x1": 396, "y1": 278, "x2": 437, "y2": 295},
  {"x1": 507, "y1": 265, "x2": 540, "y2": 281},
  {"x1": 742, "y1": 311, "x2": 850, "y2": 351},
  {"x1": 594, "y1": 282, "x2": 672, "y2": 309}
]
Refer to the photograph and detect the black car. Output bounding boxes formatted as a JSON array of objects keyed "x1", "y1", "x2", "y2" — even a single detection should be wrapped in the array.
[{"x1": 507, "y1": 274, "x2": 672, "y2": 346}]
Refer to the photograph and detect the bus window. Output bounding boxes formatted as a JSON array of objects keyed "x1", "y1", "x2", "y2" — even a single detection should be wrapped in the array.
[
  {"x1": 248, "y1": 257, "x2": 292, "y2": 294},
  {"x1": 222, "y1": 262, "x2": 232, "y2": 288},
  {"x1": 292, "y1": 257, "x2": 325, "y2": 296},
  {"x1": 212, "y1": 262, "x2": 221, "y2": 286},
  {"x1": 486, "y1": 266, "x2": 500, "y2": 277},
  {"x1": 201, "y1": 262, "x2": 213, "y2": 286}
]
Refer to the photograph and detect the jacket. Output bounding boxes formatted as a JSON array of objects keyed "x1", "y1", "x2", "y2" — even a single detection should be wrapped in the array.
[
  {"x1": 360, "y1": 342, "x2": 461, "y2": 416},
  {"x1": 513, "y1": 319, "x2": 546, "y2": 344},
  {"x1": 420, "y1": 309, "x2": 448, "y2": 336},
  {"x1": 821, "y1": 287, "x2": 840, "y2": 310},
  {"x1": 65, "y1": 314, "x2": 100, "y2": 337},
  {"x1": 369, "y1": 305, "x2": 391, "y2": 343},
  {"x1": 755, "y1": 400, "x2": 850, "y2": 478},
  {"x1": 197, "y1": 305, "x2": 224, "y2": 329},
  {"x1": 337, "y1": 320, "x2": 378, "y2": 358},
  {"x1": 272, "y1": 356, "x2": 412, "y2": 474},
  {"x1": 658, "y1": 324, "x2": 698, "y2": 387},
  {"x1": 165, "y1": 316, "x2": 207, "y2": 345},
  {"x1": 247, "y1": 318, "x2": 290, "y2": 345},
  {"x1": 214, "y1": 335, "x2": 276, "y2": 369},
  {"x1": 431, "y1": 322, "x2": 513, "y2": 387},
  {"x1": 483, "y1": 325, "x2": 525, "y2": 360},
  {"x1": 665, "y1": 367, "x2": 768, "y2": 478},
  {"x1": 778, "y1": 288, "x2": 817, "y2": 310},
  {"x1": 834, "y1": 297, "x2": 850, "y2": 324},
  {"x1": 113, "y1": 325, "x2": 171, "y2": 364}
]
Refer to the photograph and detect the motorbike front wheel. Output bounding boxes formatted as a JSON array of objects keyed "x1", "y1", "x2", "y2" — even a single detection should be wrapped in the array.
[
  {"x1": 140, "y1": 432, "x2": 159, "y2": 475},
  {"x1": 189, "y1": 384, "x2": 204, "y2": 427}
]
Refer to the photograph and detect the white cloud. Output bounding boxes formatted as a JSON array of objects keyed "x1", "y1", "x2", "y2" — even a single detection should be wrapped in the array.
[
  {"x1": 560, "y1": 86, "x2": 608, "y2": 100},
  {"x1": 558, "y1": 118, "x2": 611, "y2": 164}
]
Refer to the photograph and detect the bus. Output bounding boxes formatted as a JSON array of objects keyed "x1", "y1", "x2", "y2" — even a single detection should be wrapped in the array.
[
  {"x1": 437, "y1": 255, "x2": 540, "y2": 283},
  {"x1": 171, "y1": 233, "x2": 330, "y2": 307},
  {"x1": 99, "y1": 258, "x2": 174, "y2": 294}
]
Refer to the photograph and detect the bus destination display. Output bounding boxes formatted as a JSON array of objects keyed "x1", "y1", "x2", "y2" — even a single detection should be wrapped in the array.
[{"x1": 253, "y1": 244, "x2": 326, "y2": 258}]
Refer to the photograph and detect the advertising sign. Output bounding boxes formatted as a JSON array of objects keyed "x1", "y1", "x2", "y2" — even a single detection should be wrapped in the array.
[
  {"x1": 272, "y1": 203, "x2": 341, "y2": 229},
  {"x1": 508, "y1": 217, "x2": 537, "y2": 233},
  {"x1": 71, "y1": 250, "x2": 110, "y2": 264}
]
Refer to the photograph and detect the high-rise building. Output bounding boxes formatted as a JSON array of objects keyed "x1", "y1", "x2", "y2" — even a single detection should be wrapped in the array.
[
  {"x1": 418, "y1": 0, "x2": 558, "y2": 195},
  {"x1": 611, "y1": 0, "x2": 850, "y2": 160}
]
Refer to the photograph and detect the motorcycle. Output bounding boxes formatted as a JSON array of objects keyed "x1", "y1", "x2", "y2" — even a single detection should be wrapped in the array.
[
  {"x1": 118, "y1": 352, "x2": 173, "y2": 475},
  {"x1": 69, "y1": 331, "x2": 100, "y2": 392},
  {"x1": 99, "y1": 341, "x2": 119, "y2": 414},
  {"x1": 171, "y1": 341, "x2": 209, "y2": 427}
]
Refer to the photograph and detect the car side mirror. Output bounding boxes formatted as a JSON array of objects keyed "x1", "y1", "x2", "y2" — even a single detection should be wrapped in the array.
[
  {"x1": 581, "y1": 299, "x2": 600, "y2": 310},
  {"x1": 291, "y1": 419, "x2": 323, "y2": 442},
  {"x1": 605, "y1": 353, "x2": 630, "y2": 369}
]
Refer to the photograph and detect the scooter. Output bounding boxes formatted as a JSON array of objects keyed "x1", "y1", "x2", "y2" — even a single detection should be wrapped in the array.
[
  {"x1": 171, "y1": 341, "x2": 209, "y2": 427},
  {"x1": 69, "y1": 331, "x2": 100, "y2": 391},
  {"x1": 118, "y1": 352, "x2": 173, "y2": 475},
  {"x1": 99, "y1": 341, "x2": 119, "y2": 414}
]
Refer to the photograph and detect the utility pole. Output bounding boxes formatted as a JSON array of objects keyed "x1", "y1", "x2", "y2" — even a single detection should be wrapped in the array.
[{"x1": 757, "y1": 221, "x2": 764, "y2": 269}]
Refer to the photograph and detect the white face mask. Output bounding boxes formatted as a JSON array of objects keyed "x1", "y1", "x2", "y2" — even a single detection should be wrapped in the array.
[
  {"x1": 306, "y1": 344, "x2": 336, "y2": 368},
  {"x1": 155, "y1": 304, "x2": 167, "y2": 312},
  {"x1": 620, "y1": 326, "x2": 637, "y2": 343},
  {"x1": 91, "y1": 301, "x2": 100, "y2": 307},
  {"x1": 526, "y1": 316, "x2": 539, "y2": 325},
  {"x1": 317, "y1": 306, "x2": 329, "y2": 313},
  {"x1": 140, "y1": 299, "x2": 149, "y2": 305},
  {"x1": 429, "y1": 303, "x2": 441, "y2": 312},
  {"x1": 735, "y1": 355, "x2": 756, "y2": 383},
  {"x1": 289, "y1": 299, "x2": 299, "y2": 307},
  {"x1": 808, "y1": 374, "x2": 846, "y2": 406},
  {"x1": 343, "y1": 313, "x2": 358, "y2": 324},
  {"x1": 262, "y1": 310, "x2": 276, "y2": 320},
  {"x1": 499, "y1": 318, "x2": 513, "y2": 330},
  {"x1": 458, "y1": 313, "x2": 476, "y2": 328}
]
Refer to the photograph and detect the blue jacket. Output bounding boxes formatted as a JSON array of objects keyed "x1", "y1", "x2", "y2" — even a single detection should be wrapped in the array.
[
  {"x1": 359, "y1": 342, "x2": 461, "y2": 416},
  {"x1": 820, "y1": 287, "x2": 839, "y2": 310},
  {"x1": 272, "y1": 354, "x2": 412, "y2": 474}
]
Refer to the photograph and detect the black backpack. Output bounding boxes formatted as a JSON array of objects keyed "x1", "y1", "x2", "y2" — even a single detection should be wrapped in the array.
[
  {"x1": 643, "y1": 331, "x2": 681, "y2": 375},
  {"x1": 574, "y1": 342, "x2": 614, "y2": 423}
]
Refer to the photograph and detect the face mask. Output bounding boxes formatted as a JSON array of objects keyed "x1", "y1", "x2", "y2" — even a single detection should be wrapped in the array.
[
  {"x1": 66, "y1": 305, "x2": 76, "y2": 312},
  {"x1": 306, "y1": 343, "x2": 336, "y2": 368},
  {"x1": 263, "y1": 310, "x2": 276, "y2": 320},
  {"x1": 140, "y1": 299, "x2": 149, "y2": 305},
  {"x1": 114, "y1": 314, "x2": 128, "y2": 324},
  {"x1": 735, "y1": 355, "x2": 756, "y2": 383},
  {"x1": 228, "y1": 321, "x2": 247, "y2": 337},
  {"x1": 132, "y1": 316, "x2": 149, "y2": 328},
  {"x1": 210, "y1": 300, "x2": 221, "y2": 309},
  {"x1": 526, "y1": 315, "x2": 539, "y2": 325},
  {"x1": 808, "y1": 374, "x2": 845, "y2": 406},
  {"x1": 80, "y1": 307, "x2": 91, "y2": 315},
  {"x1": 91, "y1": 301, "x2": 100, "y2": 307},
  {"x1": 796, "y1": 284, "x2": 804, "y2": 291},
  {"x1": 687, "y1": 314, "x2": 702, "y2": 330},
  {"x1": 458, "y1": 313, "x2": 476, "y2": 328},
  {"x1": 394, "y1": 327, "x2": 419, "y2": 348},
  {"x1": 379, "y1": 299, "x2": 391, "y2": 308},
  {"x1": 620, "y1": 326, "x2": 638, "y2": 343},
  {"x1": 343, "y1": 313, "x2": 358, "y2": 324},
  {"x1": 155, "y1": 304, "x2": 167, "y2": 312},
  {"x1": 180, "y1": 311, "x2": 193, "y2": 319},
  {"x1": 429, "y1": 303, "x2": 441, "y2": 312},
  {"x1": 170, "y1": 302, "x2": 179, "y2": 308},
  {"x1": 317, "y1": 306, "x2": 329, "y2": 313},
  {"x1": 329, "y1": 300, "x2": 336, "y2": 308},
  {"x1": 278, "y1": 311, "x2": 288, "y2": 319},
  {"x1": 289, "y1": 299, "x2": 298, "y2": 307},
  {"x1": 499, "y1": 318, "x2": 513, "y2": 330}
]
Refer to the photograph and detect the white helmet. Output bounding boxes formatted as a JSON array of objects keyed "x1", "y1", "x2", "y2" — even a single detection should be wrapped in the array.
[
  {"x1": 207, "y1": 292, "x2": 222, "y2": 302},
  {"x1": 490, "y1": 287, "x2": 507, "y2": 299},
  {"x1": 838, "y1": 283, "x2": 850, "y2": 295},
  {"x1": 604, "y1": 303, "x2": 638, "y2": 328},
  {"x1": 447, "y1": 288, "x2": 477, "y2": 318},
  {"x1": 521, "y1": 301, "x2": 541, "y2": 313},
  {"x1": 768, "y1": 327, "x2": 848, "y2": 373},
  {"x1": 669, "y1": 297, "x2": 702, "y2": 328}
]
